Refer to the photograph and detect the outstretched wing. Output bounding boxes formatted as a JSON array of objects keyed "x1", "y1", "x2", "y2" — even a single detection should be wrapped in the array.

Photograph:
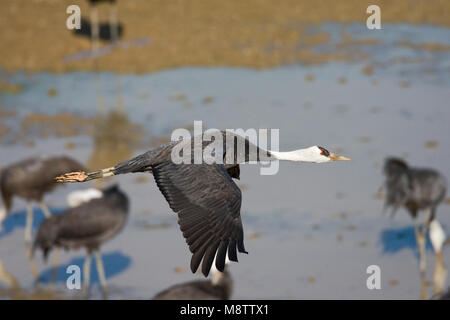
[{"x1": 152, "y1": 162, "x2": 247, "y2": 277}]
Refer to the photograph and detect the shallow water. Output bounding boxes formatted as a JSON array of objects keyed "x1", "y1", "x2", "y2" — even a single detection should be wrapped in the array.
[{"x1": 0, "y1": 23, "x2": 449, "y2": 299}]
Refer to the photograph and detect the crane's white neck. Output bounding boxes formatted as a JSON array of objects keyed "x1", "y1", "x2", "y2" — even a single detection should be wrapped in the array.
[{"x1": 270, "y1": 146, "x2": 329, "y2": 163}]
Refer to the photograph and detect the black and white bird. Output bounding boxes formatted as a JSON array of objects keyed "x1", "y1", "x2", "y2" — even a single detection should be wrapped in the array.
[
  {"x1": 32, "y1": 185, "x2": 129, "y2": 297},
  {"x1": 382, "y1": 157, "x2": 447, "y2": 277},
  {"x1": 56, "y1": 130, "x2": 351, "y2": 277},
  {"x1": 0, "y1": 156, "x2": 85, "y2": 245}
]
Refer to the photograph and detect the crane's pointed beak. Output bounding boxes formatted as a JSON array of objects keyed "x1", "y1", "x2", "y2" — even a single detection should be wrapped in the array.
[{"x1": 329, "y1": 153, "x2": 351, "y2": 161}]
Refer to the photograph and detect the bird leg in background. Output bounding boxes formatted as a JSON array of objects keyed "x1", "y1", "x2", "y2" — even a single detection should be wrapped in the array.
[
  {"x1": 24, "y1": 202, "x2": 33, "y2": 246},
  {"x1": 423, "y1": 208, "x2": 433, "y2": 230},
  {"x1": 109, "y1": 4, "x2": 118, "y2": 44},
  {"x1": 50, "y1": 248, "x2": 60, "y2": 284},
  {"x1": 39, "y1": 201, "x2": 52, "y2": 219},
  {"x1": 0, "y1": 206, "x2": 6, "y2": 232},
  {"x1": 26, "y1": 250, "x2": 39, "y2": 282},
  {"x1": 83, "y1": 253, "x2": 92, "y2": 296},
  {"x1": 94, "y1": 250, "x2": 108, "y2": 299},
  {"x1": 417, "y1": 233, "x2": 427, "y2": 276},
  {"x1": 418, "y1": 208, "x2": 435, "y2": 277},
  {"x1": 90, "y1": 5, "x2": 100, "y2": 53},
  {"x1": 420, "y1": 276, "x2": 428, "y2": 300},
  {"x1": 417, "y1": 212, "x2": 429, "y2": 300},
  {"x1": 433, "y1": 251, "x2": 447, "y2": 295}
]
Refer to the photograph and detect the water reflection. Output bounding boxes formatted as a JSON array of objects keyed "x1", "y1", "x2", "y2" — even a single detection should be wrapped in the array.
[{"x1": 87, "y1": 110, "x2": 144, "y2": 181}]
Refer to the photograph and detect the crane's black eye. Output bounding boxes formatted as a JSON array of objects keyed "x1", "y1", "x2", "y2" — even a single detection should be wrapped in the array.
[{"x1": 318, "y1": 146, "x2": 330, "y2": 157}]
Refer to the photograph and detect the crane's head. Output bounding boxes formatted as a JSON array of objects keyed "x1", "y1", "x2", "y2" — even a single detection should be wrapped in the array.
[{"x1": 300, "y1": 146, "x2": 351, "y2": 163}]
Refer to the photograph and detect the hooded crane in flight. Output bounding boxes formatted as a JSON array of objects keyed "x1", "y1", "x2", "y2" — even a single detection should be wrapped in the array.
[
  {"x1": 382, "y1": 158, "x2": 447, "y2": 278},
  {"x1": 0, "y1": 156, "x2": 85, "y2": 245},
  {"x1": 56, "y1": 130, "x2": 351, "y2": 276}
]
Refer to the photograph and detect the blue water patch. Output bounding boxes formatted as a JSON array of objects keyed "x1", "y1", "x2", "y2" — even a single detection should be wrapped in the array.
[{"x1": 36, "y1": 250, "x2": 131, "y2": 285}]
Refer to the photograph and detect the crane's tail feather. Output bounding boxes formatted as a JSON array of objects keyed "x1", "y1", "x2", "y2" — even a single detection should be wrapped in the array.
[{"x1": 55, "y1": 167, "x2": 115, "y2": 183}]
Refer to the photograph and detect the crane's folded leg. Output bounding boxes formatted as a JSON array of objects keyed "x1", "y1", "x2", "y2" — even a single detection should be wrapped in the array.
[
  {"x1": 90, "y1": 4, "x2": 100, "y2": 53},
  {"x1": 420, "y1": 276, "x2": 428, "y2": 300},
  {"x1": 25, "y1": 202, "x2": 33, "y2": 246},
  {"x1": 83, "y1": 253, "x2": 92, "y2": 296},
  {"x1": 415, "y1": 216, "x2": 428, "y2": 299},
  {"x1": 94, "y1": 250, "x2": 108, "y2": 299},
  {"x1": 39, "y1": 201, "x2": 52, "y2": 219}
]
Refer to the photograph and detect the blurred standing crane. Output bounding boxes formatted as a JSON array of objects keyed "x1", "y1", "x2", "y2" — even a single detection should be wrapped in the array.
[
  {"x1": 32, "y1": 185, "x2": 129, "y2": 298},
  {"x1": 0, "y1": 156, "x2": 85, "y2": 246},
  {"x1": 382, "y1": 158, "x2": 447, "y2": 281}
]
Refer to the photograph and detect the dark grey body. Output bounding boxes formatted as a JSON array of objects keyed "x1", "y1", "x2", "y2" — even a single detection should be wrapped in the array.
[
  {"x1": 153, "y1": 271, "x2": 233, "y2": 300},
  {"x1": 383, "y1": 158, "x2": 447, "y2": 221},
  {"x1": 1, "y1": 156, "x2": 85, "y2": 213},
  {"x1": 33, "y1": 185, "x2": 129, "y2": 260}
]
